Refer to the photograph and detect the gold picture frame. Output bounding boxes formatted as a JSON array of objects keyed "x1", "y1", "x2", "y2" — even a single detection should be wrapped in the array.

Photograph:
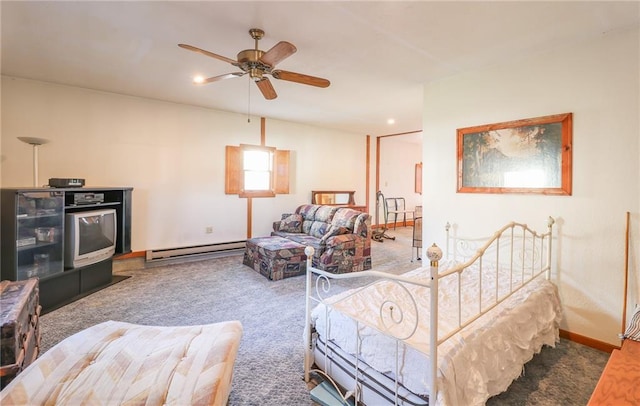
[{"x1": 457, "y1": 113, "x2": 573, "y2": 195}]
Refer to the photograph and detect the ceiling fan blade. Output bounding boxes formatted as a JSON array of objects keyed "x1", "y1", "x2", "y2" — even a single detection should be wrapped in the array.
[
  {"x1": 271, "y1": 70, "x2": 330, "y2": 88},
  {"x1": 198, "y1": 72, "x2": 245, "y2": 84},
  {"x1": 178, "y1": 43, "x2": 237, "y2": 65},
  {"x1": 255, "y1": 78, "x2": 277, "y2": 100},
  {"x1": 260, "y1": 41, "x2": 297, "y2": 67}
]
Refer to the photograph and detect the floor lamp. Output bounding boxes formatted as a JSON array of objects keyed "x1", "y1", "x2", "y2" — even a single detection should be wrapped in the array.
[{"x1": 18, "y1": 137, "x2": 49, "y2": 187}]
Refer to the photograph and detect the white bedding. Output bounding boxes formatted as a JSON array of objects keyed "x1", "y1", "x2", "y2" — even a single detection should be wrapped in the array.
[
  {"x1": 0, "y1": 320, "x2": 243, "y2": 406},
  {"x1": 311, "y1": 259, "x2": 562, "y2": 405}
]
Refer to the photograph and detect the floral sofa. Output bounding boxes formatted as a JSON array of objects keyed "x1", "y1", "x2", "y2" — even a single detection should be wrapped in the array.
[{"x1": 271, "y1": 204, "x2": 371, "y2": 274}]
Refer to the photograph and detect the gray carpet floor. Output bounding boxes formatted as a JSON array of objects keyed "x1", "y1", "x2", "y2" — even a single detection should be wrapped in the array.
[{"x1": 39, "y1": 227, "x2": 609, "y2": 405}]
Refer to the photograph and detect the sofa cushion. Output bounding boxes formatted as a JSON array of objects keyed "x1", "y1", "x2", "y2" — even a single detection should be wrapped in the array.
[
  {"x1": 279, "y1": 233, "x2": 325, "y2": 253},
  {"x1": 308, "y1": 221, "x2": 330, "y2": 239},
  {"x1": 279, "y1": 214, "x2": 303, "y2": 233},
  {"x1": 297, "y1": 204, "x2": 321, "y2": 219},
  {"x1": 331, "y1": 208, "x2": 361, "y2": 230},
  {"x1": 314, "y1": 206, "x2": 339, "y2": 222}
]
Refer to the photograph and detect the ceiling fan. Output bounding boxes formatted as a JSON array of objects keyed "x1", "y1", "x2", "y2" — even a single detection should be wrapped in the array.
[{"x1": 178, "y1": 28, "x2": 330, "y2": 100}]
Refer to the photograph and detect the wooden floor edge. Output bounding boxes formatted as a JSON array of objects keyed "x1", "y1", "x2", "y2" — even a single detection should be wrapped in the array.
[
  {"x1": 560, "y1": 329, "x2": 620, "y2": 353},
  {"x1": 371, "y1": 221, "x2": 415, "y2": 230},
  {"x1": 114, "y1": 251, "x2": 145, "y2": 260}
]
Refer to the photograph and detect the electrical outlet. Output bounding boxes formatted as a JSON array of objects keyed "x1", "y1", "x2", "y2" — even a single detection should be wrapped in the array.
[{"x1": 205, "y1": 226, "x2": 213, "y2": 234}]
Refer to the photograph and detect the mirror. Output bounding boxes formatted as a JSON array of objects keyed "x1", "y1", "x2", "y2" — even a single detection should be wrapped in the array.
[{"x1": 311, "y1": 191, "x2": 356, "y2": 206}]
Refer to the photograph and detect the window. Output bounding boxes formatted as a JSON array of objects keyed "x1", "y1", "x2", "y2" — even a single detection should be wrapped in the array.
[
  {"x1": 225, "y1": 144, "x2": 289, "y2": 197},
  {"x1": 242, "y1": 145, "x2": 275, "y2": 196}
]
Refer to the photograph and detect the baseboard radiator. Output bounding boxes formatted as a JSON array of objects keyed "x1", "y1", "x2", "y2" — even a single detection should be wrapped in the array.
[{"x1": 145, "y1": 240, "x2": 246, "y2": 263}]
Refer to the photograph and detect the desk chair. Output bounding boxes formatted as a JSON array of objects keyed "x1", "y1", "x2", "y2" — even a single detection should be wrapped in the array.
[{"x1": 385, "y1": 197, "x2": 413, "y2": 229}]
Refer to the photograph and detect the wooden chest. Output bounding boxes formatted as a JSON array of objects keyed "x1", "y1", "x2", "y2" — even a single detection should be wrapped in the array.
[{"x1": 0, "y1": 279, "x2": 41, "y2": 388}]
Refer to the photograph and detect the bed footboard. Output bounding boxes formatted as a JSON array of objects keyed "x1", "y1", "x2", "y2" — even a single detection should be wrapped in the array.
[{"x1": 304, "y1": 217, "x2": 557, "y2": 406}]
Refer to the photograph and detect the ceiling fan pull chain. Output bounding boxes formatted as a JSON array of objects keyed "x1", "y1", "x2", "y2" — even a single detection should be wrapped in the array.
[{"x1": 247, "y1": 76, "x2": 251, "y2": 123}]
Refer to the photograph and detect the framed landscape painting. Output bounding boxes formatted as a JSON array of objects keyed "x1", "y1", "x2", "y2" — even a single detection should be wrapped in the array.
[{"x1": 457, "y1": 113, "x2": 573, "y2": 195}]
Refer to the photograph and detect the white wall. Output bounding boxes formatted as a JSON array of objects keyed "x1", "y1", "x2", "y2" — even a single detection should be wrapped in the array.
[
  {"x1": 422, "y1": 27, "x2": 639, "y2": 345},
  {"x1": 1, "y1": 77, "x2": 367, "y2": 251},
  {"x1": 379, "y1": 135, "x2": 422, "y2": 210}
]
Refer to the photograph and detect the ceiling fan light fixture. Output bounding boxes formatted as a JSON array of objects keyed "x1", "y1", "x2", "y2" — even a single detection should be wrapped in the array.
[
  {"x1": 193, "y1": 75, "x2": 205, "y2": 84},
  {"x1": 250, "y1": 68, "x2": 264, "y2": 80}
]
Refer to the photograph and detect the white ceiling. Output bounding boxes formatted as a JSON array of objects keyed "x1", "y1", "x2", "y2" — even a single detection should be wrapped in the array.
[{"x1": 2, "y1": 1, "x2": 638, "y2": 137}]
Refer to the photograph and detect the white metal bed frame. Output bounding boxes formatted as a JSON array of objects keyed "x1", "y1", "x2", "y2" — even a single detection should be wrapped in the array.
[{"x1": 304, "y1": 217, "x2": 556, "y2": 405}]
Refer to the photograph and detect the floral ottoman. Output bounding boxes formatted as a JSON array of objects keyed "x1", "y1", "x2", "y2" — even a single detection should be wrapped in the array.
[{"x1": 243, "y1": 236, "x2": 307, "y2": 281}]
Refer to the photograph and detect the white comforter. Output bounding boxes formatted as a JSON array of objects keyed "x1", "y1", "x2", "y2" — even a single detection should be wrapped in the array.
[{"x1": 311, "y1": 259, "x2": 562, "y2": 405}]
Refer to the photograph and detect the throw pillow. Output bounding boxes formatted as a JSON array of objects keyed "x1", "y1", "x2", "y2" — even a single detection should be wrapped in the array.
[
  {"x1": 624, "y1": 304, "x2": 640, "y2": 341},
  {"x1": 280, "y1": 214, "x2": 303, "y2": 233}
]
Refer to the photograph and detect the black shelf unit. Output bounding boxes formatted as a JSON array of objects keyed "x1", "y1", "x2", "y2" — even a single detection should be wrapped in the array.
[{"x1": 1, "y1": 187, "x2": 132, "y2": 312}]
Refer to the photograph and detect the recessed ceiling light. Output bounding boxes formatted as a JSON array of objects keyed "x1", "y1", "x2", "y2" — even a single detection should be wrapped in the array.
[
  {"x1": 193, "y1": 75, "x2": 205, "y2": 84},
  {"x1": 387, "y1": 118, "x2": 395, "y2": 125}
]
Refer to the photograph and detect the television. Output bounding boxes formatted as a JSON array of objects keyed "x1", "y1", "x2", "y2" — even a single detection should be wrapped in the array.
[{"x1": 65, "y1": 209, "x2": 117, "y2": 268}]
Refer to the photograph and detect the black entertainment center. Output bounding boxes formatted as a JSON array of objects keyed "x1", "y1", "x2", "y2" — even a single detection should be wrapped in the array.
[{"x1": 1, "y1": 187, "x2": 132, "y2": 312}]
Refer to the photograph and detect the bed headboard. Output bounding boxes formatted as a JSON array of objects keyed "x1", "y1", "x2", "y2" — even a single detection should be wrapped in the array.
[{"x1": 444, "y1": 217, "x2": 556, "y2": 278}]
